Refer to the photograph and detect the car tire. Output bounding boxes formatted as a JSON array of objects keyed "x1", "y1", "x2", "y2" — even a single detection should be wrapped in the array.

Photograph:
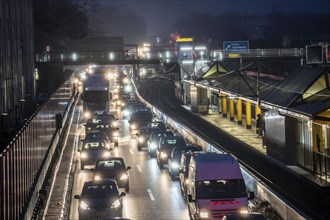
[
  {"x1": 137, "y1": 145, "x2": 142, "y2": 151},
  {"x1": 125, "y1": 185, "x2": 130, "y2": 193},
  {"x1": 115, "y1": 141, "x2": 119, "y2": 147},
  {"x1": 80, "y1": 163, "x2": 84, "y2": 170}
]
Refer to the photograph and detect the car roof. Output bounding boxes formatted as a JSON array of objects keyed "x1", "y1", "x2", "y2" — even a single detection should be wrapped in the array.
[
  {"x1": 161, "y1": 135, "x2": 184, "y2": 140},
  {"x1": 96, "y1": 157, "x2": 125, "y2": 162}
]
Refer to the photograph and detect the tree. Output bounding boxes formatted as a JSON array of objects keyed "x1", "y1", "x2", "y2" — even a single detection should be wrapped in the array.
[{"x1": 33, "y1": 0, "x2": 95, "y2": 52}]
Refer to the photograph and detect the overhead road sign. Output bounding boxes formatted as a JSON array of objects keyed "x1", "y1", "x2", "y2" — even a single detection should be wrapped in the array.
[{"x1": 223, "y1": 41, "x2": 249, "y2": 54}]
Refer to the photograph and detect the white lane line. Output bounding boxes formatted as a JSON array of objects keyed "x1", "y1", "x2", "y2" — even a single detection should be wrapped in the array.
[
  {"x1": 136, "y1": 164, "x2": 142, "y2": 173},
  {"x1": 129, "y1": 149, "x2": 134, "y2": 154},
  {"x1": 147, "y1": 189, "x2": 155, "y2": 201}
]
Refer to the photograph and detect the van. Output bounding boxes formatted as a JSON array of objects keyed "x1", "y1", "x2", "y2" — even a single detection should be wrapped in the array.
[{"x1": 187, "y1": 152, "x2": 253, "y2": 220}]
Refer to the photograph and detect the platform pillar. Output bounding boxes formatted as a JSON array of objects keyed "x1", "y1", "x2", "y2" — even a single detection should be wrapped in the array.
[
  {"x1": 237, "y1": 99, "x2": 242, "y2": 125},
  {"x1": 229, "y1": 99, "x2": 235, "y2": 121},
  {"x1": 222, "y1": 95, "x2": 227, "y2": 118},
  {"x1": 246, "y1": 101, "x2": 252, "y2": 129}
]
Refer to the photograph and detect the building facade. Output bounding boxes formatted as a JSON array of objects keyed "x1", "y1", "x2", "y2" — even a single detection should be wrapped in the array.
[{"x1": 0, "y1": 0, "x2": 35, "y2": 143}]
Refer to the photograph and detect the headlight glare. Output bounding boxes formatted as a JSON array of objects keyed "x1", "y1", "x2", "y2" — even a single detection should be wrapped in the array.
[
  {"x1": 199, "y1": 209, "x2": 209, "y2": 219},
  {"x1": 94, "y1": 175, "x2": 101, "y2": 181},
  {"x1": 111, "y1": 199, "x2": 121, "y2": 209},
  {"x1": 80, "y1": 200, "x2": 89, "y2": 210},
  {"x1": 120, "y1": 173, "x2": 128, "y2": 180},
  {"x1": 80, "y1": 152, "x2": 88, "y2": 159},
  {"x1": 103, "y1": 152, "x2": 111, "y2": 158}
]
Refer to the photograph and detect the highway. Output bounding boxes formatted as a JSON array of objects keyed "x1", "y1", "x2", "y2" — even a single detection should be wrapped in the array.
[{"x1": 68, "y1": 103, "x2": 190, "y2": 219}]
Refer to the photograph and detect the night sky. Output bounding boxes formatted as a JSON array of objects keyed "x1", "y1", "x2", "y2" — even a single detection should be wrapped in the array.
[{"x1": 94, "y1": 0, "x2": 330, "y2": 43}]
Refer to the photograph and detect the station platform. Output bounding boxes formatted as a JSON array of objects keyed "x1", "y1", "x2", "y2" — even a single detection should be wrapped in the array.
[{"x1": 182, "y1": 105, "x2": 329, "y2": 185}]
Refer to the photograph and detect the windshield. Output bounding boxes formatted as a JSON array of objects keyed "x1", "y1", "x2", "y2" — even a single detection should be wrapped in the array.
[
  {"x1": 163, "y1": 138, "x2": 185, "y2": 146},
  {"x1": 96, "y1": 160, "x2": 124, "y2": 170},
  {"x1": 84, "y1": 91, "x2": 109, "y2": 102},
  {"x1": 82, "y1": 183, "x2": 118, "y2": 198},
  {"x1": 196, "y1": 179, "x2": 247, "y2": 199},
  {"x1": 83, "y1": 141, "x2": 106, "y2": 149}
]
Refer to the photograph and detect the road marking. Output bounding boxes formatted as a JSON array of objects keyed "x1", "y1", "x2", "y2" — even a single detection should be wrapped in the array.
[
  {"x1": 129, "y1": 149, "x2": 134, "y2": 154},
  {"x1": 147, "y1": 189, "x2": 155, "y2": 201},
  {"x1": 136, "y1": 164, "x2": 142, "y2": 172}
]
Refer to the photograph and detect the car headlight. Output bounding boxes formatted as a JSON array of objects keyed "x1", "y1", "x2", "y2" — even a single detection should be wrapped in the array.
[
  {"x1": 112, "y1": 131, "x2": 119, "y2": 137},
  {"x1": 138, "y1": 136, "x2": 144, "y2": 143},
  {"x1": 80, "y1": 200, "x2": 89, "y2": 210},
  {"x1": 150, "y1": 142, "x2": 157, "y2": 150},
  {"x1": 84, "y1": 112, "x2": 91, "y2": 119},
  {"x1": 94, "y1": 175, "x2": 102, "y2": 181},
  {"x1": 239, "y1": 207, "x2": 249, "y2": 214},
  {"x1": 111, "y1": 199, "x2": 121, "y2": 209},
  {"x1": 80, "y1": 152, "x2": 88, "y2": 159},
  {"x1": 171, "y1": 162, "x2": 179, "y2": 169},
  {"x1": 105, "y1": 143, "x2": 111, "y2": 149},
  {"x1": 102, "y1": 151, "x2": 111, "y2": 158},
  {"x1": 123, "y1": 110, "x2": 130, "y2": 116},
  {"x1": 160, "y1": 152, "x2": 168, "y2": 159},
  {"x1": 199, "y1": 209, "x2": 209, "y2": 219},
  {"x1": 131, "y1": 124, "x2": 136, "y2": 129},
  {"x1": 120, "y1": 173, "x2": 128, "y2": 180},
  {"x1": 112, "y1": 121, "x2": 118, "y2": 127},
  {"x1": 116, "y1": 100, "x2": 122, "y2": 105}
]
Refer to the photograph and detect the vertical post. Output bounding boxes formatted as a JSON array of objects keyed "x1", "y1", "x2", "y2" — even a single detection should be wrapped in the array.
[
  {"x1": 222, "y1": 95, "x2": 227, "y2": 118},
  {"x1": 218, "y1": 94, "x2": 222, "y2": 114},
  {"x1": 237, "y1": 99, "x2": 242, "y2": 125},
  {"x1": 246, "y1": 101, "x2": 252, "y2": 129},
  {"x1": 229, "y1": 99, "x2": 235, "y2": 121}
]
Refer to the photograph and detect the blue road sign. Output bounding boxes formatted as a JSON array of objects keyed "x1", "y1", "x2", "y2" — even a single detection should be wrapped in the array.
[{"x1": 223, "y1": 41, "x2": 249, "y2": 53}]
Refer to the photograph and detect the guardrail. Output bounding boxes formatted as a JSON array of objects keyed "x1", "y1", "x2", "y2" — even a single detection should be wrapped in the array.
[
  {"x1": 133, "y1": 79, "x2": 309, "y2": 220},
  {"x1": 0, "y1": 77, "x2": 76, "y2": 220}
]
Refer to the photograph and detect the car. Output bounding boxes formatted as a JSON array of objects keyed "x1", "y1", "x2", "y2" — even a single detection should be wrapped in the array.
[
  {"x1": 79, "y1": 139, "x2": 111, "y2": 170},
  {"x1": 93, "y1": 123, "x2": 119, "y2": 147},
  {"x1": 74, "y1": 179, "x2": 126, "y2": 219},
  {"x1": 168, "y1": 144, "x2": 203, "y2": 179},
  {"x1": 95, "y1": 112, "x2": 119, "y2": 129},
  {"x1": 146, "y1": 121, "x2": 167, "y2": 131},
  {"x1": 128, "y1": 111, "x2": 153, "y2": 136},
  {"x1": 92, "y1": 157, "x2": 131, "y2": 192},
  {"x1": 147, "y1": 130, "x2": 174, "y2": 157},
  {"x1": 122, "y1": 100, "x2": 145, "y2": 119},
  {"x1": 84, "y1": 131, "x2": 111, "y2": 149},
  {"x1": 84, "y1": 118, "x2": 102, "y2": 134},
  {"x1": 137, "y1": 126, "x2": 161, "y2": 151},
  {"x1": 156, "y1": 136, "x2": 186, "y2": 169}
]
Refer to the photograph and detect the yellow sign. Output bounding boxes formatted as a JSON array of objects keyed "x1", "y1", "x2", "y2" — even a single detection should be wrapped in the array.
[
  {"x1": 176, "y1": 38, "x2": 193, "y2": 42},
  {"x1": 228, "y1": 53, "x2": 241, "y2": 58}
]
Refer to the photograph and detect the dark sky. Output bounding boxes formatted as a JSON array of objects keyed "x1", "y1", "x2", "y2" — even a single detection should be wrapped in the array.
[{"x1": 94, "y1": 0, "x2": 330, "y2": 43}]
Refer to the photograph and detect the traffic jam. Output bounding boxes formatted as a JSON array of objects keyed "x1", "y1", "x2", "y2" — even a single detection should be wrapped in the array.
[{"x1": 70, "y1": 65, "x2": 266, "y2": 220}]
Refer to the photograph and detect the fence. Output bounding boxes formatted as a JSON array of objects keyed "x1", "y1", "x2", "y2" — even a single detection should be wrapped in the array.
[{"x1": 0, "y1": 78, "x2": 75, "y2": 220}]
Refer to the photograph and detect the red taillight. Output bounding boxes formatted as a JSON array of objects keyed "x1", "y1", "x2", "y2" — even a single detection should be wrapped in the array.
[{"x1": 208, "y1": 200, "x2": 239, "y2": 206}]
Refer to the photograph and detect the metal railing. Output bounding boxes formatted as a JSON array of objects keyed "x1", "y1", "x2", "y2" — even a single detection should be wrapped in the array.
[
  {"x1": 36, "y1": 48, "x2": 304, "y2": 64},
  {"x1": 0, "y1": 78, "x2": 75, "y2": 220}
]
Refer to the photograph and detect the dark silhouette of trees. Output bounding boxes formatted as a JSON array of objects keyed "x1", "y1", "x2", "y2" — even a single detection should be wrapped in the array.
[
  {"x1": 33, "y1": 0, "x2": 95, "y2": 53},
  {"x1": 169, "y1": 10, "x2": 330, "y2": 49}
]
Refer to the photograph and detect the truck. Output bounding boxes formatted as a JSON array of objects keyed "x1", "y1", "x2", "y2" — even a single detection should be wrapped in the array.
[
  {"x1": 81, "y1": 72, "x2": 111, "y2": 116},
  {"x1": 186, "y1": 152, "x2": 254, "y2": 220}
]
